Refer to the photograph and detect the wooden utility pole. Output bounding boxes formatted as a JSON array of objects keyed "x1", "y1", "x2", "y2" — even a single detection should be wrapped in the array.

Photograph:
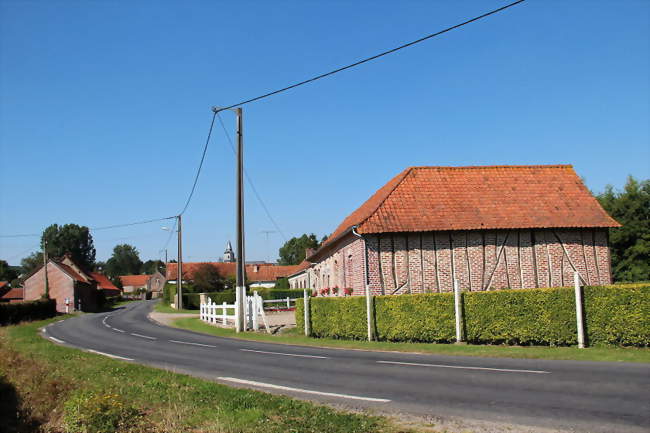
[
  {"x1": 176, "y1": 214, "x2": 183, "y2": 310},
  {"x1": 43, "y1": 240, "x2": 49, "y2": 298}
]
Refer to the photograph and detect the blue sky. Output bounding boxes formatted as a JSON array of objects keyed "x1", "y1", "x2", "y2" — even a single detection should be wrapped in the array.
[{"x1": 1, "y1": 0, "x2": 648, "y2": 266}]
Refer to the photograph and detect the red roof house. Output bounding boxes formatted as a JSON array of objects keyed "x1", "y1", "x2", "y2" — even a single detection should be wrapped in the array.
[
  {"x1": 89, "y1": 272, "x2": 121, "y2": 297},
  {"x1": 306, "y1": 165, "x2": 619, "y2": 295},
  {"x1": 166, "y1": 262, "x2": 301, "y2": 288}
]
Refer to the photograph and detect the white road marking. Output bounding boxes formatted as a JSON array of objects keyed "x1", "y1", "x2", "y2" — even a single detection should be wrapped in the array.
[
  {"x1": 130, "y1": 333, "x2": 156, "y2": 340},
  {"x1": 217, "y1": 377, "x2": 390, "y2": 402},
  {"x1": 49, "y1": 336, "x2": 65, "y2": 344},
  {"x1": 169, "y1": 340, "x2": 217, "y2": 348},
  {"x1": 377, "y1": 360, "x2": 550, "y2": 374},
  {"x1": 240, "y1": 349, "x2": 328, "y2": 359},
  {"x1": 112, "y1": 328, "x2": 125, "y2": 333},
  {"x1": 87, "y1": 349, "x2": 134, "y2": 361}
]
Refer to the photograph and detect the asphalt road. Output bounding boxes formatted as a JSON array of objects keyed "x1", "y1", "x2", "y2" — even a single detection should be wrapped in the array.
[{"x1": 44, "y1": 301, "x2": 649, "y2": 433}]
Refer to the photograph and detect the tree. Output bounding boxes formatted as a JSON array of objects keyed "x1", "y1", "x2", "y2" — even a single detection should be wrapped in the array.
[
  {"x1": 192, "y1": 263, "x2": 225, "y2": 292},
  {"x1": 42, "y1": 223, "x2": 96, "y2": 269},
  {"x1": 278, "y1": 233, "x2": 321, "y2": 265},
  {"x1": 21, "y1": 252, "x2": 43, "y2": 276},
  {"x1": 105, "y1": 244, "x2": 143, "y2": 279},
  {"x1": 596, "y1": 176, "x2": 650, "y2": 282},
  {"x1": 142, "y1": 260, "x2": 165, "y2": 275},
  {"x1": 0, "y1": 260, "x2": 18, "y2": 282}
]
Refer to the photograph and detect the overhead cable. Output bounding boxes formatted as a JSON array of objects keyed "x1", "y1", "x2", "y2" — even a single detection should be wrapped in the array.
[{"x1": 213, "y1": 0, "x2": 525, "y2": 112}]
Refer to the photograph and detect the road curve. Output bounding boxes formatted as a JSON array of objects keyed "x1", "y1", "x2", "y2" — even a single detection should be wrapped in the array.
[{"x1": 43, "y1": 301, "x2": 649, "y2": 433}]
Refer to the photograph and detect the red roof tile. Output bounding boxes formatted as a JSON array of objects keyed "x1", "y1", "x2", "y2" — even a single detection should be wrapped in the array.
[
  {"x1": 0, "y1": 281, "x2": 7, "y2": 289},
  {"x1": 166, "y1": 262, "x2": 300, "y2": 283},
  {"x1": 89, "y1": 272, "x2": 120, "y2": 291},
  {"x1": 119, "y1": 275, "x2": 150, "y2": 287},
  {"x1": 55, "y1": 262, "x2": 89, "y2": 283},
  {"x1": 316, "y1": 165, "x2": 619, "y2": 255},
  {"x1": 0, "y1": 287, "x2": 23, "y2": 300}
]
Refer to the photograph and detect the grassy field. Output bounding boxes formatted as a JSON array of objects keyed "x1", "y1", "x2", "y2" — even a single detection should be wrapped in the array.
[
  {"x1": 171, "y1": 317, "x2": 650, "y2": 363},
  {"x1": 0, "y1": 318, "x2": 421, "y2": 433}
]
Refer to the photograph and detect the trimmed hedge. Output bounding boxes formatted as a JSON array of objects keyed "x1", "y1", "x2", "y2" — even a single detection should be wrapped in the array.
[
  {"x1": 0, "y1": 299, "x2": 57, "y2": 326},
  {"x1": 299, "y1": 285, "x2": 650, "y2": 347},
  {"x1": 376, "y1": 293, "x2": 456, "y2": 343}
]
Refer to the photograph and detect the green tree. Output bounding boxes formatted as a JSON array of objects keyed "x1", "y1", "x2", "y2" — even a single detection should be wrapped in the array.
[
  {"x1": 278, "y1": 233, "x2": 321, "y2": 265},
  {"x1": 20, "y1": 252, "x2": 44, "y2": 276},
  {"x1": 192, "y1": 263, "x2": 225, "y2": 292},
  {"x1": 142, "y1": 260, "x2": 165, "y2": 275},
  {"x1": 0, "y1": 260, "x2": 18, "y2": 282},
  {"x1": 105, "y1": 244, "x2": 143, "y2": 278},
  {"x1": 596, "y1": 176, "x2": 650, "y2": 282},
  {"x1": 42, "y1": 223, "x2": 96, "y2": 269}
]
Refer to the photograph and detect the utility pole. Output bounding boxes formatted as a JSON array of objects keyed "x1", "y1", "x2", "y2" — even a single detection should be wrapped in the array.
[
  {"x1": 176, "y1": 214, "x2": 183, "y2": 310},
  {"x1": 212, "y1": 106, "x2": 246, "y2": 332},
  {"x1": 43, "y1": 239, "x2": 49, "y2": 298}
]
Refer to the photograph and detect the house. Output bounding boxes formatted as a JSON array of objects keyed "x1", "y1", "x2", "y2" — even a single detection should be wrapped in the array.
[
  {"x1": 147, "y1": 271, "x2": 166, "y2": 298},
  {"x1": 165, "y1": 262, "x2": 301, "y2": 289},
  {"x1": 288, "y1": 261, "x2": 311, "y2": 289},
  {"x1": 305, "y1": 165, "x2": 620, "y2": 295},
  {"x1": 23, "y1": 254, "x2": 108, "y2": 312},
  {"x1": 0, "y1": 282, "x2": 23, "y2": 303},
  {"x1": 89, "y1": 272, "x2": 121, "y2": 297},
  {"x1": 119, "y1": 275, "x2": 150, "y2": 293}
]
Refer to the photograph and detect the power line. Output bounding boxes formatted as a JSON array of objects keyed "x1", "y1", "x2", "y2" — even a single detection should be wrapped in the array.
[
  {"x1": 178, "y1": 111, "x2": 218, "y2": 216},
  {"x1": 0, "y1": 216, "x2": 177, "y2": 239},
  {"x1": 213, "y1": 0, "x2": 525, "y2": 113},
  {"x1": 217, "y1": 113, "x2": 288, "y2": 242}
]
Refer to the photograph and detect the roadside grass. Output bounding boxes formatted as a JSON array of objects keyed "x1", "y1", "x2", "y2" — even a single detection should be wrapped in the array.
[
  {"x1": 153, "y1": 302, "x2": 198, "y2": 314},
  {"x1": 0, "y1": 318, "x2": 420, "y2": 433},
  {"x1": 171, "y1": 317, "x2": 650, "y2": 363}
]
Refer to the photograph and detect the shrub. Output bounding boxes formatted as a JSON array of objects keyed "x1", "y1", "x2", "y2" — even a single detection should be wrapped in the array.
[
  {"x1": 254, "y1": 288, "x2": 305, "y2": 300},
  {"x1": 0, "y1": 299, "x2": 57, "y2": 326},
  {"x1": 63, "y1": 391, "x2": 142, "y2": 433},
  {"x1": 375, "y1": 293, "x2": 456, "y2": 343},
  {"x1": 309, "y1": 296, "x2": 366, "y2": 339},
  {"x1": 300, "y1": 285, "x2": 650, "y2": 347}
]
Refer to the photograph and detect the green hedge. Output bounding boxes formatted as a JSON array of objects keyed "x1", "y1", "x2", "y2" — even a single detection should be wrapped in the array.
[
  {"x1": 309, "y1": 297, "x2": 367, "y2": 339},
  {"x1": 299, "y1": 285, "x2": 650, "y2": 347},
  {"x1": 254, "y1": 288, "x2": 305, "y2": 300},
  {"x1": 376, "y1": 293, "x2": 456, "y2": 343},
  {"x1": 0, "y1": 299, "x2": 57, "y2": 326}
]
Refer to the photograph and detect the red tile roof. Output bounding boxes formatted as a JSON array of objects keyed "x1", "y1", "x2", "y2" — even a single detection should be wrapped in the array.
[
  {"x1": 0, "y1": 281, "x2": 7, "y2": 289},
  {"x1": 287, "y1": 260, "x2": 311, "y2": 277},
  {"x1": 55, "y1": 262, "x2": 89, "y2": 283},
  {"x1": 0, "y1": 287, "x2": 23, "y2": 300},
  {"x1": 89, "y1": 272, "x2": 120, "y2": 292},
  {"x1": 165, "y1": 262, "x2": 300, "y2": 283},
  {"x1": 119, "y1": 275, "x2": 150, "y2": 287},
  {"x1": 316, "y1": 165, "x2": 619, "y2": 255}
]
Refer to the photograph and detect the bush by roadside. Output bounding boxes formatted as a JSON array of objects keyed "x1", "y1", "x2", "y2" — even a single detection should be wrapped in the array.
[
  {"x1": 297, "y1": 284, "x2": 650, "y2": 347},
  {"x1": 0, "y1": 299, "x2": 57, "y2": 326}
]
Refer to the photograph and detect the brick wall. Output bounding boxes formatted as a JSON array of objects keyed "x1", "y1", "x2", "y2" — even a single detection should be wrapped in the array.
[
  {"x1": 24, "y1": 263, "x2": 75, "y2": 312},
  {"x1": 309, "y1": 228, "x2": 613, "y2": 296}
]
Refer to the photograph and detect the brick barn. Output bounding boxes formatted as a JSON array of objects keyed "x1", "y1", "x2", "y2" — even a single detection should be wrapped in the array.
[
  {"x1": 23, "y1": 254, "x2": 116, "y2": 312},
  {"x1": 305, "y1": 165, "x2": 620, "y2": 295}
]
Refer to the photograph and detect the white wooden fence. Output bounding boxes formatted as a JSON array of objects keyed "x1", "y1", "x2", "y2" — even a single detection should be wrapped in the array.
[
  {"x1": 200, "y1": 300, "x2": 236, "y2": 325},
  {"x1": 200, "y1": 291, "x2": 284, "y2": 332}
]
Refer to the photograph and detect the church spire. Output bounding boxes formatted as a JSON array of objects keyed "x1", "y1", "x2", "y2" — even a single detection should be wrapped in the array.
[{"x1": 223, "y1": 241, "x2": 235, "y2": 262}]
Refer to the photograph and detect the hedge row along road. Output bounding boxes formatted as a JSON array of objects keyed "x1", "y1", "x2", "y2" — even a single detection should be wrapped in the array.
[{"x1": 43, "y1": 300, "x2": 649, "y2": 433}]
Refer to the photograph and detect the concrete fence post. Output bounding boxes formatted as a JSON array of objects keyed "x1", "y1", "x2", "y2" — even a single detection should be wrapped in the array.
[
  {"x1": 454, "y1": 278, "x2": 464, "y2": 343},
  {"x1": 252, "y1": 291, "x2": 259, "y2": 331},
  {"x1": 366, "y1": 288, "x2": 375, "y2": 342},
  {"x1": 574, "y1": 271, "x2": 586, "y2": 349},
  {"x1": 303, "y1": 289, "x2": 311, "y2": 336}
]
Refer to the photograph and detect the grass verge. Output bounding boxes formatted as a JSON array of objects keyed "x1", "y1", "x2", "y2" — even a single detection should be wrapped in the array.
[
  {"x1": 0, "y1": 318, "x2": 418, "y2": 433},
  {"x1": 171, "y1": 317, "x2": 650, "y2": 363},
  {"x1": 152, "y1": 302, "x2": 198, "y2": 314}
]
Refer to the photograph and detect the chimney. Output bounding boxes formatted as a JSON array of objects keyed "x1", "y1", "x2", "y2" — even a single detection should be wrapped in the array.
[{"x1": 305, "y1": 248, "x2": 315, "y2": 260}]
